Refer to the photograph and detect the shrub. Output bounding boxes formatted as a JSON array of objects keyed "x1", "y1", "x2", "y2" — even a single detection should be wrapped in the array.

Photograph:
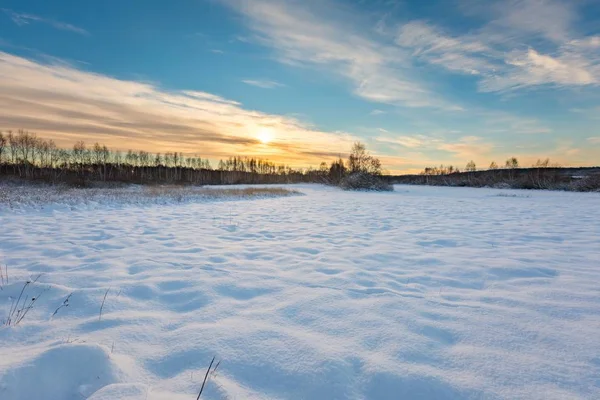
[
  {"x1": 338, "y1": 142, "x2": 393, "y2": 192},
  {"x1": 570, "y1": 174, "x2": 600, "y2": 192},
  {"x1": 340, "y1": 172, "x2": 393, "y2": 191}
]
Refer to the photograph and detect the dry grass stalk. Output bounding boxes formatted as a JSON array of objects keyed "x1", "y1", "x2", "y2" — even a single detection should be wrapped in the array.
[{"x1": 99, "y1": 288, "x2": 110, "y2": 321}]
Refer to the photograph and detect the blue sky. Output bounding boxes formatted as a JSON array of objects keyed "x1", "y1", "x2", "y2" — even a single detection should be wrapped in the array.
[{"x1": 1, "y1": 0, "x2": 599, "y2": 172}]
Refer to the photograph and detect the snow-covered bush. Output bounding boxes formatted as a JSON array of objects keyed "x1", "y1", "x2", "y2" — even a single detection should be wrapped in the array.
[
  {"x1": 570, "y1": 174, "x2": 600, "y2": 192},
  {"x1": 337, "y1": 142, "x2": 393, "y2": 192},
  {"x1": 340, "y1": 172, "x2": 393, "y2": 191}
]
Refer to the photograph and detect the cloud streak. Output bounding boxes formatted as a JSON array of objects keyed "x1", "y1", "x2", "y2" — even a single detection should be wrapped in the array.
[
  {"x1": 376, "y1": 135, "x2": 429, "y2": 149},
  {"x1": 396, "y1": 0, "x2": 600, "y2": 93},
  {"x1": 2, "y1": 8, "x2": 89, "y2": 35},
  {"x1": 438, "y1": 136, "x2": 494, "y2": 159},
  {"x1": 220, "y1": 0, "x2": 460, "y2": 110},
  {"x1": 242, "y1": 79, "x2": 285, "y2": 89},
  {"x1": 0, "y1": 51, "x2": 363, "y2": 166},
  {"x1": 223, "y1": 0, "x2": 599, "y2": 107}
]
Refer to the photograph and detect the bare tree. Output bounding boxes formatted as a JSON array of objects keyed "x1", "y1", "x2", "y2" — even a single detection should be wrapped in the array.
[
  {"x1": 328, "y1": 158, "x2": 346, "y2": 184},
  {"x1": 154, "y1": 153, "x2": 162, "y2": 167},
  {"x1": 73, "y1": 141, "x2": 86, "y2": 165},
  {"x1": 93, "y1": 142, "x2": 103, "y2": 165},
  {"x1": 11, "y1": 130, "x2": 39, "y2": 177},
  {"x1": 505, "y1": 157, "x2": 519, "y2": 169},
  {"x1": 534, "y1": 158, "x2": 550, "y2": 168},
  {"x1": 16, "y1": 130, "x2": 37, "y2": 164},
  {"x1": 72, "y1": 141, "x2": 87, "y2": 179},
  {"x1": 113, "y1": 150, "x2": 122, "y2": 166},
  {"x1": 348, "y1": 142, "x2": 382, "y2": 175},
  {"x1": 505, "y1": 157, "x2": 519, "y2": 181},
  {"x1": 465, "y1": 160, "x2": 477, "y2": 172},
  {"x1": 0, "y1": 132, "x2": 6, "y2": 163},
  {"x1": 101, "y1": 145, "x2": 110, "y2": 181},
  {"x1": 7, "y1": 131, "x2": 17, "y2": 167},
  {"x1": 37, "y1": 139, "x2": 51, "y2": 168}
]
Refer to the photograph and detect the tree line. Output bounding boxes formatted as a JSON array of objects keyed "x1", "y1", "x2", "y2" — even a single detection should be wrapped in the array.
[
  {"x1": 0, "y1": 130, "x2": 377, "y2": 186},
  {"x1": 418, "y1": 157, "x2": 559, "y2": 176},
  {"x1": 2, "y1": 129, "x2": 596, "y2": 191},
  {"x1": 392, "y1": 157, "x2": 599, "y2": 191}
]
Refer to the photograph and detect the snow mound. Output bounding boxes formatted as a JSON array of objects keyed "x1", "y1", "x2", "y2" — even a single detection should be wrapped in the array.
[
  {"x1": 0, "y1": 343, "x2": 122, "y2": 400},
  {"x1": 87, "y1": 383, "x2": 149, "y2": 400}
]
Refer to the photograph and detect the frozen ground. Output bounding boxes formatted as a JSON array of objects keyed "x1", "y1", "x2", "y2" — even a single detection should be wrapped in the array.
[{"x1": 1, "y1": 184, "x2": 599, "y2": 400}]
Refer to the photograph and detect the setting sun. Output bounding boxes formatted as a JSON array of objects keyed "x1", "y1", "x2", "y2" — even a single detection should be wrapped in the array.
[{"x1": 257, "y1": 127, "x2": 274, "y2": 144}]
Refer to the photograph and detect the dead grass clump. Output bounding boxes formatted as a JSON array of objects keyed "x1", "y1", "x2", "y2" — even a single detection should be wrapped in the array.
[
  {"x1": 144, "y1": 186, "x2": 300, "y2": 201},
  {"x1": 3, "y1": 276, "x2": 48, "y2": 327},
  {"x1": 200, "y1": 187, "x2": 299, "y2": 198},
  {"x1": 0, "y1": 183, "x2": 301, "y2": 209}
]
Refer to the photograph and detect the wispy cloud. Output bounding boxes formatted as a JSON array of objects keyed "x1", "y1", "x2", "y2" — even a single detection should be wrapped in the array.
[
  {"x1": 588, "y1": 137, "x2": 600, "y2": 145},
  {"x1": 396, "y1": 21, "x2": 496, "y2": 76},
  {"x1": 2, "y1": 8, "x2": 88, "y2": 35},
  {"x1": 438, "y1": 136, "x2": 494, "y2": 159},
  {"x1": 377, "y1": 133, "x2": 494, "y2": 160},
  {"x1": 570, "y1": 106, "x2": 600, "y2": 119},
  {"x1": 220, "y1": 0, "x2": 460, "y2": 110},
  {"x1": 242, "y1": 79, "x2": 285, "y2": 89},
  {"x1": 396, "y1": 0, "x2": 600, "y2": 93},
  {"x1": 479, "y1": 111, "x2": 552, "y2": 134},
  {"x1": 376, "y1": 135, "x2": 429, "y2": 148},
  {"x1": 485, "y1": 0, "x2": 575, "y2": 44},
  {"x1": 370, "y1": 109, "x2": 385, "y2": 116},
  {"x1": 0, "y1": 51, "x2": 366, "y2": 167},
  {"x1": 480, "y1": 45, "x2": 599, "y2": 92},
  {"x1": 223, "y1": 0, "x2": 599, "y2": 106}
]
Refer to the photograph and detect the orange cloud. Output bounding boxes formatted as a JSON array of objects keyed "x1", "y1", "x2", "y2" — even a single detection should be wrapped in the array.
[{"x1": 0, "y1": 51, "x2": 360, "y2": 168}]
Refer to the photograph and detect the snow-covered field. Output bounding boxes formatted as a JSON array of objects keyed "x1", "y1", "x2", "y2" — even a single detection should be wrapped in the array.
[{"x1": 1, "y1": 184, "x2": 599, "y2": 400}]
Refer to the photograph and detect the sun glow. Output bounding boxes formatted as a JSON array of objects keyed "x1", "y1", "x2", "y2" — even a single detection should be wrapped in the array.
[{"x1": 257, "y1": 127, "x2": 274, "y2": 144}]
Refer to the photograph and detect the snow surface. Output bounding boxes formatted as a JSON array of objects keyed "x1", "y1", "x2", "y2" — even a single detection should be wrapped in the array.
[{"x1": 1, "y1": 184, "x2": 599, "y2": 400}]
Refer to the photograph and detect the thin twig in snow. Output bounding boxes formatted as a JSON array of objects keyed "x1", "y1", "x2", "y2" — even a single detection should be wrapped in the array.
[
  {"x1": 196, "y1": 356, "x2": 216, "y2": 400},
  {"x1": 99, "y1": 288, "x2": 110, "y2": 321},
  {"x1": 4, "y1": 281, "x2": 48, "y2": 326},
  {"x1": 212, "y1": 360, "x2": 221, "y2": 376},
  {"x1": 6, "y1": 280, "x2": 30, "y2": 326},
  {"x1": 15, "y1": 287, "x2": 48, "y2": 325},
  {"x1": 52, "y1": 292, "x2": 73, "y2": 318}
]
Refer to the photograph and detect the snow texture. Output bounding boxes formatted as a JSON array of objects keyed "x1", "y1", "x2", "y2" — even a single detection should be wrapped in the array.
[{"x1": 1, "y1": 184, "x2": 599, "y2": 399}]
